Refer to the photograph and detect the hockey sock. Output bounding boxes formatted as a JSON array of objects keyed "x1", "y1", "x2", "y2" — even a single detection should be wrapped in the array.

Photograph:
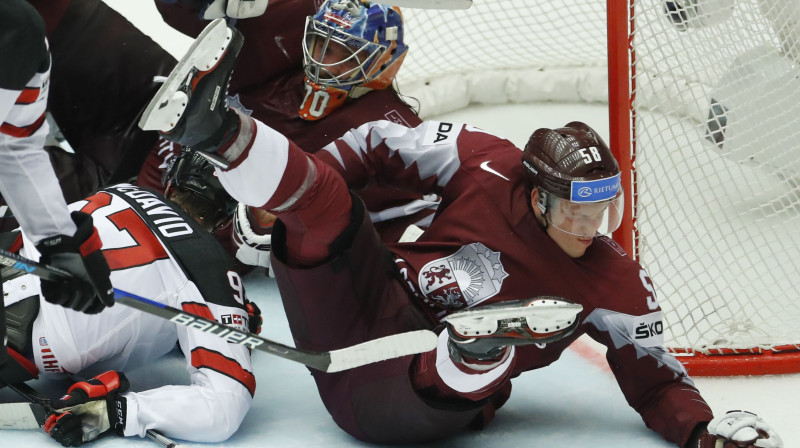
[
  {"x1": 215, "y1": 117, "x2": 352, "y2": 266},
  {"x1": 267, "y1": 157, "x2": 352, "y2": 267}
]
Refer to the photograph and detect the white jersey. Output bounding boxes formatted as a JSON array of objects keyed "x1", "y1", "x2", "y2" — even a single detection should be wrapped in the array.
[
  {"x1": 5, "y1": 183, "x2": 254, "y2": 442},
  {"x1": 0, "y1": 2, "x2": 75, "y2": 243}
]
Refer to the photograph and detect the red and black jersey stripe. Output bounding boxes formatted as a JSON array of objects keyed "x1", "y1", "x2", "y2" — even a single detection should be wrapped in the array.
[
  {"x1": 15, "y1": 87, "x2": 41, "y2": 104},
  {"x1": 181, "y1": 302, "x2": 216, "y2": 320},
  {"x1": 190, "y1": 347, "x2": 256, "y2": 397},
  {"x1": 0, "y1": 112, "x2": 45, "y2": 138}
]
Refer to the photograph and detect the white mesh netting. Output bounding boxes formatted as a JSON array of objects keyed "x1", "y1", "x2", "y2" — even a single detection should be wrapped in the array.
[
  {"x1": 631, "y1": 0, "x2": 800, "y2": 359},
  {"x1": 397, "y1": 0, "x2": 608, "y2": 118}
]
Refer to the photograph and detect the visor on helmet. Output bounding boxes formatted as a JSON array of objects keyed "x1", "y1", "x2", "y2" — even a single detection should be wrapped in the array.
[
  {"x1": 543, "y1": 174, "x2": 624, "y2": 238},
  {"x1": 546, "y1": 191, "x2": 624, "y2": 238}
]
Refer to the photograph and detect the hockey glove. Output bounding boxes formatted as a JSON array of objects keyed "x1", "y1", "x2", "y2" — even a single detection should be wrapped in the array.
[
  {"x1": 446, "y1": 297, "x2": 582, "y2": 363},
  {"x1": 202, "y1": 0, "x2": 269, "y2": 19},
  {"x1": 43, "y1": 371, "x2": 129, "y2": 447},
  {"x1": 36, "y1": 211, "x2": 114, "y2": 314},
  {"x1": 232, "y1": 203, "x2": 275, "y2": 276},
  {"x1": 245, "y1": 298, "x2": 262, "y2": 335},
  {"x1": 690, "y1": 411, "x2": 783, "y2": 448}
]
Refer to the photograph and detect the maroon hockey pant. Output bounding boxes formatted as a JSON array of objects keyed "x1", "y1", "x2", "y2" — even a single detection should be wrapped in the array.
[{"x1": 270, "y1": 197, "x2": 484, "y2": 443}]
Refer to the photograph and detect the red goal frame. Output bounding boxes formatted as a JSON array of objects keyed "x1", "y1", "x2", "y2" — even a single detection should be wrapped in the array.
[{"x1": 606, "y1": 0, "x2": 800, "y2": 376}]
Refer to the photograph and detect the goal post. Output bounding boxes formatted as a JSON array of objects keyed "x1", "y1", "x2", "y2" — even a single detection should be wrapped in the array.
[
  {"x1": 397, "y1": 0, "x2": 800, "y2": 376},
  {"x1": 611, "y1": 0, "x2": 800, "y2": 376}
]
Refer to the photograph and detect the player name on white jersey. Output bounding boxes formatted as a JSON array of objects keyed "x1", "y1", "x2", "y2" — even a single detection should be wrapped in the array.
[{"x1": 111, "y1": 184, "x2": 196, "y2": 238}]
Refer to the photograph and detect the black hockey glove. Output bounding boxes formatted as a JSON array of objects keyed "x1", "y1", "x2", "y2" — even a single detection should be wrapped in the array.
[
  {"x1": 245, "y1": 298, "x2": 262, "y2": 335},
  {"x1": 689, "y1": 411, "x2": 783, "y2": 448},
  {"x1": 43, "y1": 371, "x2": 129, "y2": 447},
  {"x1": 36, "y1": 211, "x2": 114, "y2": 314},
  {"x1": 446, "y1": 297, "x2": 583, "y2": 363}
]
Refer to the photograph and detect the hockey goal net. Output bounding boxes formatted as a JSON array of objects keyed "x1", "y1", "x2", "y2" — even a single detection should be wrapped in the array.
[{"x1": 396, "y1": 0, "x2": 800, "y2": 376}]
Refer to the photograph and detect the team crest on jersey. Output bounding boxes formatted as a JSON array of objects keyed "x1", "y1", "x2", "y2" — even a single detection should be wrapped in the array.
[{"x1": 418, "y1": 242, "x2": 508, "y2": 309}]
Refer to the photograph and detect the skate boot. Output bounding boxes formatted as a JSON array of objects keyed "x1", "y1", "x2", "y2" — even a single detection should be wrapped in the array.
[
  {"x1": 138, "y1": 18, "x2": 243, "y2": 156},
  {"x1": 446, "y1": 297, "x2": 583, "y2": 361}
]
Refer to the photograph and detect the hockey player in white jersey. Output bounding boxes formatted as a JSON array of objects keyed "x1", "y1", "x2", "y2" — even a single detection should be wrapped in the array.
[
  {"x1": 0, "y1": 0, "x2": 114, "y2": 318},
  {"x1": 1, "y1": 0, "x2": 116, "y2": 401},
  {"x1": 0, "y1": 151, "x2": 258, "y2": 445}
]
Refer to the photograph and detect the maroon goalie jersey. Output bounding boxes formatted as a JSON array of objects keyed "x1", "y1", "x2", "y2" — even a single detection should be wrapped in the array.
[
  {"x1": 148, "y1": 0, "x2": 429, "y2": 243},
  {"x1": 152, "y1": 0, "x2": 421, "y2": 151},
  {"x1": 311, "y1": 120, "x2": 714, "y2": 446}
]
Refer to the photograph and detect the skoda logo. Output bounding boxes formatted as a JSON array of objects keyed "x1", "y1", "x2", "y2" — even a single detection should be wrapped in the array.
[{"x1": 577, "y1": 187, "x2": 593, "y2": 197}]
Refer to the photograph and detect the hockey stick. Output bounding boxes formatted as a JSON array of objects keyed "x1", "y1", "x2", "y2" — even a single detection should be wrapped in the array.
[
  {"x1": 0, "y1": 401, "x2": 45, "y2": 430},
  {"x1": 3, "y1": 382, "x2": 183, "y2": 447},
  {"x1": 0, "y1": 249, "x2": 437, "y2": 373},
  {"x1": 376, "y1": 0, "x2": 473, "y2": 10}
]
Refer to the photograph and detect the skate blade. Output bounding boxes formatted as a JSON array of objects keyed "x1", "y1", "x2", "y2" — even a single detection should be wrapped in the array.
[
  {"x1": 446, "y1": 298, "x2": 583, "y2": 337},
  {"x1": 138, "y1": 18, "x2": 234, "y2": 132}
]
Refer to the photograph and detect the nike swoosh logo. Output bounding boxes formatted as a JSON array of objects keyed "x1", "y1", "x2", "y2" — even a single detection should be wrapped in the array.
[{"x1": 480, "y1": 161, "x2": 510, "y2": 181}]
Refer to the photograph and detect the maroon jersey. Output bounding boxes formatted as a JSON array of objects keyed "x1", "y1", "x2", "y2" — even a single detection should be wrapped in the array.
[
  {"x1": 148, "y1": 0, "x2": 430, "y2": 244},
  {"x1": 153, "y1": 0, "x2": 422, "y2": 143},
  {"x1": 310, "y1": 120, "x2": 714, "y2": 445},
  {"x1": 155, "y1": 0, "x2": 317, "y2": 94}
]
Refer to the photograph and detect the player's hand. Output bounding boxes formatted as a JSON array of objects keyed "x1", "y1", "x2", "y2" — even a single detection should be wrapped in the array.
[
  {"x1": 245, "y1": 298, "x2": 262, "y2": 335},
  {"x1": 232, "y1": 203, "x2": 274, "y2": 276},
  {"x1": 202, "y1": 0, "x2": 268, "y2": 19},
  {"x1": 43, "y1": 371, "x2": 129, "y2": 446},
  {"x1": 446, "y1": 297, "x2": 582, "y2": 363},
  {"x1": 692, "y1": 411, "x2": 783, "y2": 448},
  {"x1": 36, "y1": 211, "x2": 114, "y2": 314}
]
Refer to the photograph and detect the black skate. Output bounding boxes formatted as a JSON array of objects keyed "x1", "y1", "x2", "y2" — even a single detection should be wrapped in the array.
[{"x1": 138, "y1": 18, "x2": 243, "y2": 154}]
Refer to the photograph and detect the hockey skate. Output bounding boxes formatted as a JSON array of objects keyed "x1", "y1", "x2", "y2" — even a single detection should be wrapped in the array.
[
  {"x1": 138, "y1": 18, "x2": 243, "y2": 153},
  {"x1": 446, "y1": 297, "x2": 583, "y2": 349}
]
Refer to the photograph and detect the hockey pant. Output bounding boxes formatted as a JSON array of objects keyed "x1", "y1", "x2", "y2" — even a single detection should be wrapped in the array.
[{"x1": 270, "y1": 195, "x2": 487, "y2": 444}]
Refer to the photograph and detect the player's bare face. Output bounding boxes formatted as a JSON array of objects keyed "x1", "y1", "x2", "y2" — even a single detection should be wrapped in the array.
[
  {"x1": 546, "y1": 224, "x2": 593, "y2": 258},
  {"x1": 531, "y1": 190, "x2": 595, "y2": 258}
]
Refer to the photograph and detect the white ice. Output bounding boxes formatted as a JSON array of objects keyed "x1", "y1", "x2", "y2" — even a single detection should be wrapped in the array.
[
  {"x1": 4, "y1": 264, "x2": 798, "y2": 447},
  {"x1": 2, "y1": 2, "x2": 797, "y2": 447}
]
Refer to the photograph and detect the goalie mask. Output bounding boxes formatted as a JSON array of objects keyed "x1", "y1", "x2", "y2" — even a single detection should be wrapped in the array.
[
  {"x1": 300, "y1": 0, "x2": 408, "y2": 121},
  {"x1": 521, "y1": 122, "x2": 623, "y2": 238},
  {"x1": 163, "y1": 149, "x2": 237, "y2": 232}
]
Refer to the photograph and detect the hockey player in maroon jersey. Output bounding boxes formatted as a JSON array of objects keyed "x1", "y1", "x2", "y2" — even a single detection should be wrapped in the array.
[
  {"x1": 140, "y1": 17, "x2": 784, "y2": 447},
  {"x1": 0, "y1": 151, "x2": 259, "y2": 446},
  {"x1": 0, "y1": 0, "x2": 114, "y2": 333},
  {"x1": 141, "y1": 0, "x2": 439, "y2": 273}
]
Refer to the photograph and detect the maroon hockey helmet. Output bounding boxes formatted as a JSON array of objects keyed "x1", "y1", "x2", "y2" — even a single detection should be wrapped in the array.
[{"x1": 521, "y1": 122, "x2": 623, "y2": 237}]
